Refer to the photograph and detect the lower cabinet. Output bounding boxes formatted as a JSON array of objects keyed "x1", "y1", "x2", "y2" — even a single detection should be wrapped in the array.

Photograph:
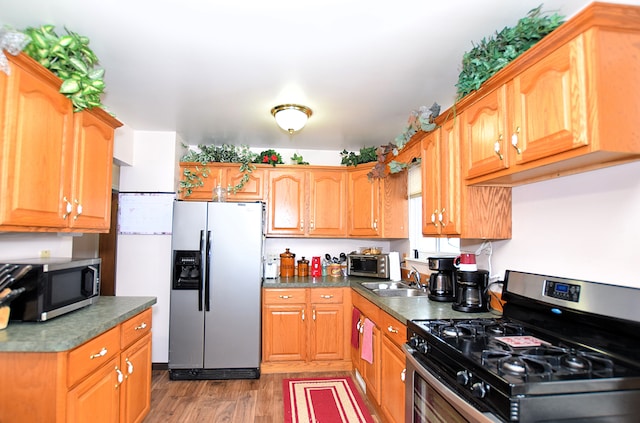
[
  {"x1": 262, "y1": 287, "x2": 351, "y2": 373},
  {"x1": 352, "y1": 290, "x2": 406, "y2": 423},
  {"x1": 0, "y1": 308, "x2": 152, "y2": 423}
]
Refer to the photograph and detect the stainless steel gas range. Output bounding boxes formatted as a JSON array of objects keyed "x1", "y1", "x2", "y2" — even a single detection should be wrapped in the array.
[{"x1": 404, "y1": 270, "x2": 640, "y2": 423}]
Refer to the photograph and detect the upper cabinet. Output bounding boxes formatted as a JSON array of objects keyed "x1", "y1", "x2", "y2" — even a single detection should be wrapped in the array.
[
  {"x1": 177, "y1": 162, "x2": 266, "y2": 202},
  {"x1": 347, "y1": 166, "x2": 380, "y2": 237},
  {"x1": 461, "y1": 3, "x2": 640, "y2": 185},
  {"x1": 267, "y1": 167, "x2": 347, "y2": 237},
  {"x1": 0, "y1": 53, "x2": 121, "y2": 233}
]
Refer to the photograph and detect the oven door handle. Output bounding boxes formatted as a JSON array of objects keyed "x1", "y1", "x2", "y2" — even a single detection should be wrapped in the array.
[{"x1": 403, "y1": 344, "x2": 500, "y2": 423}]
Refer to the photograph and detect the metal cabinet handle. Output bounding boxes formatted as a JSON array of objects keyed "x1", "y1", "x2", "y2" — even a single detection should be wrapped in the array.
[
  {"x1": 73, "y1": 199, "x2": 83, "y2": 220},
  {"x1": 309, "y1": 219, "x2": 314, "y2": 230},
  {"x1": 373, "y1": 219, "x2": 378, "y2": 230},
  {"x1": 62, "y1": 196, "x2": 73, "y2": 219},
  {"x1": 431, "y1": 210, "x2": 437, "y2": 227},
  {"x1": 511, "y1": 126, "x2": 522, "y2": 154},
  {"x1": 90, "y1": 347, "x2": 108, "y2": 359},
  {"x1": 279, "y1": 295, "x2": 293, "y2": 299},
  {"x1": 401, "y1": 368, "x2": 406, "y2": 382},
  {"x1": 494, "y1": 135, "x2": 504, "y2": 161},
  {"x1": 319, "y1": 295, "x2": 333, "y2": 299},
  {"x1": 126, "y1": 357, "x2": 134, "y2": 375},
  {"x1": 134, "y1": 322, "x2": 147, "y2": 330},
  {"x1": 302, "y1": 308, "x2": 305, "y2": 321},
  {"x1": 300, "y1": 220, "x2": 304, "y2": 231},
  {"x1": 356, "y1": 320, "x2": 362, "y2": 331},
  {"x1": 312, "y1": 308, "x2": 316, "y2": 321},
  {"x1": 438, "y1": 208, "x2": 446, "y2": 227},
  {"x1": 115, "y1": 367, "x2": 124, "y2": 388},
  {"x1": 387, "y1": 325, "x2": 399, "y2": 334}
]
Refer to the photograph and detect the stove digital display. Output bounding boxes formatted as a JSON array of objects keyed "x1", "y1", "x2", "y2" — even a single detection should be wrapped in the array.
[{"x1": 544, "y1": 280, "x2": 580, "y2": 302}]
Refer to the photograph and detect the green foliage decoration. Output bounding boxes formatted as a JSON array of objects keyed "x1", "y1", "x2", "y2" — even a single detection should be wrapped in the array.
[
  {"x1": 340, "y1": 147, "x2": 378, "y2": 167},
  {"x1": 290, "y1": 153, "x2": 309, "y2": 165},
  {"x1": 254, "y1": 149, "x2": 283, "y2": 166},
  {"x1": 179, "y1": 144, "x2": 258, "y2": 196},
  {"x1": 22, "y1": 25, "x2": 107, "y2": 111},
  {"x1": 456, "y1": 5, "x2": 565, "y2": 99}
]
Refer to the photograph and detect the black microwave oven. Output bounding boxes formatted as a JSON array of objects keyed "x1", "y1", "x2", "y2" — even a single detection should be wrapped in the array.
[
  {"x1": 347, "y1": 254, "x2": 389, "y2": 279},
  {"x1": 1, "y1": 257, "x2": 100, "y2": 322}
]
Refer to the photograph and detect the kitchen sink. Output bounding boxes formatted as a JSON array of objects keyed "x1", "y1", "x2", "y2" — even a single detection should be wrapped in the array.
[
  {"x1": 371, "y1": 288, "x2": 428, "y2": 297},
  {"x1": 360, "y1": 281, "x2": 412, "y2": 291}
]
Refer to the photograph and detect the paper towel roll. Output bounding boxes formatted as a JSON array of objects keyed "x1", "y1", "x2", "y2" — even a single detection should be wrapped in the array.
[{"x1": 389, "y1": 251, "x2": 401, "y2": 281}]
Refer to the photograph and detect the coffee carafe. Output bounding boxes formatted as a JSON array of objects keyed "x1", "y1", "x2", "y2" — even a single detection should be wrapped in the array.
[
  {"x1": 452, "y1": 269, "x2": 490, "y2": 313},
  {"x1": 427, "y1": 256, "x2": 457, "y2": 302}
]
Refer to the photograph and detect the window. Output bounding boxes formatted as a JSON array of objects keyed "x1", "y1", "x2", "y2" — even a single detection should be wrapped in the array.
[{"x1": 407, "y1": 164, "x2": 459, "y2": 259}]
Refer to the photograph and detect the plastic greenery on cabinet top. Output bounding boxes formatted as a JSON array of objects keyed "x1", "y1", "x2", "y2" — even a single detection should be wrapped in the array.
[
  {"x1": 455, "y1": 5, "x2": 565, "y2": 99},
  {"x1": 340, "y1": 147, "x2": 378, "y2": 167},
  {"x1": 22, "y1": 25, "x2": 107, "y2": 111},
  {"x1": 254, "y1": 149, "x2": 283, "y2": 166}
]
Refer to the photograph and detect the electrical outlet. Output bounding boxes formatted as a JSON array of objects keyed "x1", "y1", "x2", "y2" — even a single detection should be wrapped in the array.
[{"x1": 39, "y1": 249, "x2": 51, "y2": 258}]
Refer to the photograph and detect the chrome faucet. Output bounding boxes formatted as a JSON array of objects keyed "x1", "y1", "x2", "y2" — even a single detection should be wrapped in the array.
[{"x1": 408, "y1": 266, "x2": 423, "y2": 289}]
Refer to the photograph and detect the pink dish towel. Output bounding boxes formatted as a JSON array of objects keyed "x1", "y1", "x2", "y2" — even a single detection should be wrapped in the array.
[
  {"x1": 361, "y1": 318, "x2": 374, "y2": 364},
  {"x1": 351, "y1": 307, "x2": 361, "y2": 349}
]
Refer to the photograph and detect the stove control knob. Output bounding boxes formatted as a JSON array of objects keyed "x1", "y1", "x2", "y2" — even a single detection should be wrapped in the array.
[
  {"x1": 471, "y1": 382, "x2": 489, "y2": 399},
  {"x1": 417, "y1": 343, "x2": 430, "y2": 354},
  {"x1": 456, "y1": 370, "x2": 471, "y2": 386},
  {"x1": 408, "y1": 336, "x2": 422, "y2": 348}
]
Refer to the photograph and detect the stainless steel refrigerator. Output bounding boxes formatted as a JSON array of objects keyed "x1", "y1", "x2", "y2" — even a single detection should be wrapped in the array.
[{"x1": 169, "y1": 201, "x2": 264, "y2": 380}]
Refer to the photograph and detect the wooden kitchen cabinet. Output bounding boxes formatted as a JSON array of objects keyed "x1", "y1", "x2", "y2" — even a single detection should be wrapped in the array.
[
  {"x1": 177, "y1": 162, "x2": 266, "y2": 202},
  {"x1": 379, "y1": 312, "x2": 407, "y2": 423},
  {"x1": 347, "y1": 166, "x2": 380, "y2": 237},
  {"x1": 351, "y1": 291, "x2": 382, "y2": 405},
  {"x1": 0, "y1": 52, "x2": 121, "y2": 233},
  {"x1": 0, "y1": 308, "x2": 152, "y2": 423},
  {"x1": 262, "y1": 287, "x2": 351, "y2": 373},
  {"x1": 266, "y1": 168, "x2": 347, "y2": 237},
  {"x1": 460, "y1": 4, "x2": 640, "y2": 185}
]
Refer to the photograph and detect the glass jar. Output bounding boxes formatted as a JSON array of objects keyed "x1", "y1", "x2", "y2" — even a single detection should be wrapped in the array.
[
  {"x1": 297, "y1": 257, "x2": 309, "y2": 277},
  {"x1": 213, "y1": 184, "x2": 226, "y2": 202}
]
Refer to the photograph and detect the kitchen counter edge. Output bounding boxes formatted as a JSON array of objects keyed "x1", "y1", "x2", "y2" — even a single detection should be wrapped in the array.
[
  {"x1": 0, "y1": 296, "x2": 157, "y2": 353},
  {"x1": 263, "y1": 277, "x2": 498, "y2": 324}
]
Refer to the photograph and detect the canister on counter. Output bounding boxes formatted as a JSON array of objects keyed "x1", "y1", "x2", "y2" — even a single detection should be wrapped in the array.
[
  {"x1": 280, "y1": 248, "x2": 295, "y2": 278},
  {"x1": 298, "y1": 257, "x2": 309, "y2": 277},
  {"x1": 328, "y1": 263, "x2": 342, "y2": 277}
]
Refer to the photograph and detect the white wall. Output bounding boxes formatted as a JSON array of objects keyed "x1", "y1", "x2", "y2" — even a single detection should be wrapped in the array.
[
  {"x1": 463, "y1": 161, "x2": 640, "y2": 288},
  {"x1": 116, "y1": 130, "x2": 180, "y2": 363}
]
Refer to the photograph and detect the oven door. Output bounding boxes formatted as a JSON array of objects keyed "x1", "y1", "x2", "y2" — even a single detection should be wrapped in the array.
[{"x1": 403, "y1": 345, "x2": 501, "y2": 423}]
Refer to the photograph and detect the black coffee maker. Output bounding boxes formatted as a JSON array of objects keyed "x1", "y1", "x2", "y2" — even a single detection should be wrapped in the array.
[
  {"x1": 452, "y1": 269, "x2": 489, "y2": 312},
  {"x1": 427, "y1": 256, "x2": 457, "y2": 302}
]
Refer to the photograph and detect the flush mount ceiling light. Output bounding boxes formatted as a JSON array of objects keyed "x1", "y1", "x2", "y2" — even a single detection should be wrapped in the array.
[{"x1": 271, "y1": 104, "x2": 312, "y2": 134}]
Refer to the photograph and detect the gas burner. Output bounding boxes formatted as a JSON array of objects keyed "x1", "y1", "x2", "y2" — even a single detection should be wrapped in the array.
[
  {"x1": 485, "y1": 322, "x2": 525, "y2": 336},
  {"x1": 498, "y1": 356, "x2": 553, "y2": 380}
]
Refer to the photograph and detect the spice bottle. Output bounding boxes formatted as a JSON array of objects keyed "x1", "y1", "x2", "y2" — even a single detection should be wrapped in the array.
[
  {"x1": 297, "y1": 257, "x2": 309, "y2": 277},
  {"x1": 280, "y1": 248, "x2": 295, "y2": 278}
]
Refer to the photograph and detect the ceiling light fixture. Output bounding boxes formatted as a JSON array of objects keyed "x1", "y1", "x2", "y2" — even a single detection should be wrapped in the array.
[{"x1": 271, "y1": 104, "x2": 312, "y2": 134}]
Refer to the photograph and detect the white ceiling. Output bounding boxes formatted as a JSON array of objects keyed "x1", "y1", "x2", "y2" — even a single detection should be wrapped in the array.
[{"x1": 3, "y1": 0, "x2": 635, "y2": 152}]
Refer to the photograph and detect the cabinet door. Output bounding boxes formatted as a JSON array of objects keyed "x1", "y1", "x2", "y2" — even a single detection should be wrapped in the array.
[
  {"x1": 308, "y1": 169, "x2": 347, "y2": 237},
  {"x1": 68, "y1": 110, "x2": 115, "y2": 231},
  {"x1": 0, "y1": 56, "x2": 74, "y2": 229},
  {"x1": 381, "y1": 335, "x2": 406, "y2": 423},
  {"x1": 421, "y1": 131, "x2": 441, "y2": 236},
  {"x1": 439, "y1": 118, "x2": 462, "y2": 236},
  {"x1": 310, "y1": 303, "x2": 344, "y2": 361},
  {"x1": 462, "y1": 85, "x2": 509, "y2": 179},
  {"x1": 381, "y1": 170, "x2": 408, "y2": 238},
  {"x1": 267, "y1": 170, "x2": 306, "y2": 235},
  {"x1": 348, "y1": 167, "x2": 380, "y2": 237},
  {"x1": 67, "y1": 356, "x2": 120, "y2": 423},
  {"x1": 360, "y1": 321, "x2": 381, "y2": 405},
  {"x1": 511, "y1": 36, "x2": 588, "y2": 165},
  {"x1": 120, "y1": 333, "x2": 152, "y2": 423},
  {"x1": 225, "y1": 167, "x2": 266, "y2": 201},
  {"x1": 177, "y1": 163, "x2": 223, "y2": 201},
  {"x1": 262, "y1": 303, "x2": 307, "y2": 361}
]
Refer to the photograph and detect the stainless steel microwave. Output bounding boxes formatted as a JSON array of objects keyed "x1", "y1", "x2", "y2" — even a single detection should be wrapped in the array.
[
  {"x1": 347, "y1": 254, "x2": 389, "y2": 279},
  {"x1": 1, "y1": 257, "x2": 100, "y2": 321}
]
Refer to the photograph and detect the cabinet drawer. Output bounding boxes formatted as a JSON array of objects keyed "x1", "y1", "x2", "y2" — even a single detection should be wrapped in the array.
[
  {"x1": 263, "y1": 288, "x2": 306, "y2": 304},
  {"x1": 121, "y1": 308, "x2": 153, "y2": 348},
  {"x1": 352, "y1": 291, "x2": 380, "y2": 322},
  {"x1": 67, "y1": 325, "x2": 120, "y2": 388},
  {"x1": 310, "y1": 288, "x2": 343, "y2": 304},
  {"x1": 379, "y1": 312, "x2": 406, "y2": 347}
]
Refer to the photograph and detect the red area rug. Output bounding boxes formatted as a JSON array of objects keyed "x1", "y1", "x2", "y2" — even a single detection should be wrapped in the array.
[{"x1": 283, "y1": 376, "x2": 375, "y2": 423}]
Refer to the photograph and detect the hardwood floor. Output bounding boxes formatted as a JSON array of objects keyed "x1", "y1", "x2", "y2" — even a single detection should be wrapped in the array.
[{"x1": 144, "y1": 370, "x2": 382, "y2": 422}]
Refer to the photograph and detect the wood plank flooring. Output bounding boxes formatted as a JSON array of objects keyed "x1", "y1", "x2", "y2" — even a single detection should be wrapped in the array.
[{"x1": 144, "y1": 370, "x2": 382, "y2": 422}]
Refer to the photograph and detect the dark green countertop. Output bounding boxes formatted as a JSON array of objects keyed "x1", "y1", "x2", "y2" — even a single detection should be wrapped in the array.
[
  {"x1": 263, "y1": 276, "x2": 498, "y2": 324},
  {"x1": 0, "y1": 296, "x2": 157, "y2": 353}
]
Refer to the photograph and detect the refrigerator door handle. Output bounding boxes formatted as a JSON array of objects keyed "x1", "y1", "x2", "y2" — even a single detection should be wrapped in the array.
[
  {"x1": 204, "y1": 230, "x2": 212, "y2": 312},
  {"x1": 197, "y1": 230, "x2": 205, "y2": 311}
]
